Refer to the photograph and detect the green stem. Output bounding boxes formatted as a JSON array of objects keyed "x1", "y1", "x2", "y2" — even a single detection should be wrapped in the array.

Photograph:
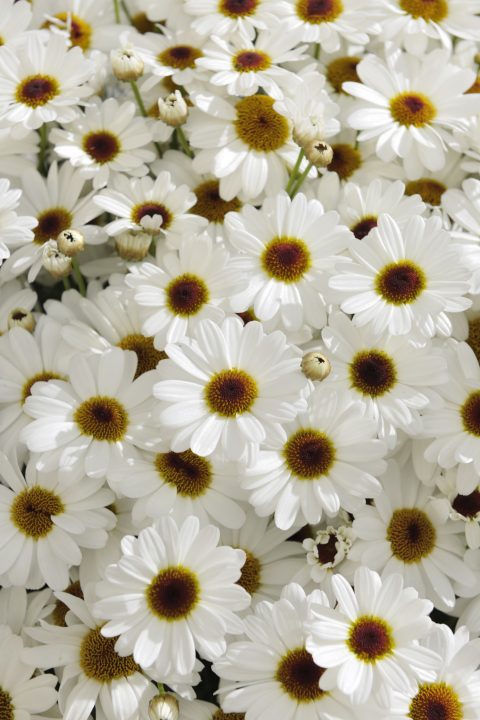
[
  {"x1": 289, "y1": 162, "x2": 313, "y2": 198},
  {"x1": 313, "y1": 43, "x2": 320, "y2": 60},
  {"x1": 156, "y1": 683, "x2": 165, "y2": 695},
  {"x1": 285, "y1": 148, "x2": 305, "y2": 194},
  {"x1": 62, "y1": 276, "x2": 71, "y2": 291},
  {"x1": 71, "y1": 257, "x2": 86, "y2": 297},
  {"x1": 129, "y1": 80, "x2": 147, "y2": 117},
  {"x1": 113, "y1": 0, "x2": 121, "y2": 22},
  {"x1": 38, "y1": 124, "x2": 49, "y2": 177},
  {"x1": 175, "y1": 126, "x2": 193, "y2": 158},
  {"x1": 120, "y1": 0, "x2": 132, "y2": 22}
]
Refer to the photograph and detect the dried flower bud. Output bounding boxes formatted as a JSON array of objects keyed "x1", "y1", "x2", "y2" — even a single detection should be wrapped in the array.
[
  {"x1": 42, "y1": 240, "x2": 72, "y2": 279},
  {"x1": 301, "y1": 350, "x2": 331, "y2": 381},
  {"x1": 304, "y1": 140, "x2": 334, "y2": 168},
  {"x1": 7, "y1": 308, "x2": 35, "y2": 332},
  {"x1": 157, "y1": 90, "x2": 188, "y2": 127},
  {"x1": 111, "y1": 46, "x2": 144, "y2": 81},
  {"x1": 148, "y1": 694, "x2": 179, "y2": 720},
  {"x1": 57, "y1": 229, "x2": 85, "y2": 257},
  {"x1": 293, "y1": 118, "x2": 324, "y2": 148},
  {"x1": 115, "y1": 231, "x2": 151, "y2": 261}
]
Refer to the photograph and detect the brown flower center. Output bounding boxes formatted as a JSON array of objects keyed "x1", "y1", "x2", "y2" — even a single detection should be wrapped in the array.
[
  {"x1": 461, "y1": 391, "x2": 480, "y2": 437},
  {"x1": 205, "y1": 368, "x2": 258, "y2": 417},
  {"x1": 326, "y1": 56, "x2": 361, "y2": 93},
  {"x1": 261, "y1": 237, "x2": 311, "y2": 283},
  {"x1": 351, "y1": 215, "x2": 378, "y2": 239},
  {"x1": 399, "y1": 0, "x2": 448, "y2": 22},
  {"x1": 192, "y1": 180, "x2": 241, "y2": 223},
  {"x1": 80, "y1": 627, "x2": 139, "y2": 681},
  {"x1": 284, "y1": 429, "x2": 336, "y2": 479},
  {"x1": 131, "y1": 202, "x2": 172, "y2": 230},
  {"x1": 166, "y1": 273, "x2": 209, "y2": 316},
  {"x1": 158, "y1": 45, "x2": 203, "y2": 70},
  {"x1": 155, "y1": 450, "x2": 212, "y2": 497},
  {"x1": 466, "y1": 74, "x2": 480, "y2": 95},
  {"x1": 74, "y1": 396, "x2": 129, "y2": 442},
  {"x1": 51, "y1": 13, "x2": 92, "y2": 50},
  {"x1": 34, "y1": 207, "x2": 73, "y2": 245},
  {"x1": 15, "y1": 74, "x2": 60, "y2": 108},
  {"x1": 452, "y1": 489, "x2": 480, "y2": 519},
  {"x1": 390, "y1": 92, "x2": 436, "y2": 127},
  {"x1": 316, "y1": 534, "x2": 339, "y2": 565},
  {"x1": 146, "y1": 566, "x2": 199, "y2": 620},
  {"x1": 405, "y1": 179, "x2": 446, "y2": 206},
  {"x1": 22, "y1": 371, "x2": 64, "y2": 403},
  {"x1": 233, "y1": 50, "x2": 271, "y2": 72},
  {"x1": 52, "y1": 580, "x2": 83, "y2": 626},
  {"x1": 387, "y1": 508, "x2": 436, "y2": 563},
  {"x1": 234, "y1": 95, "x2": 290, "y2": 152},
  {"x1": 347, "y1": 615, "x2": 394, "y2": 662},
  {"x1": 11, "y1": 486, "x2": 64, "y2": 539},
  {"x1": 0, "y1": 689, "x2": 13, "y2": 720},
  {"x1": 375, "y1": 260, "x2": 426, "y2": 305},
  {"x1": 275, "y1": 647, "x2": 326, "y2": 702},
  {"x1": 131, "y1": 12, "x2": 157, "y2": 33},
  {"x1": 327, "y1": 143, "x2": 362, "y2": 180},
  {"x1": 236, "y1": 549, "x2": 261, "y2": 595},
  {"x1": 467, "y1": 318, "x2": 480, "y2": 363},
  {"x1": 117, "y1": 334, "x2": 166, "y2": 378},
  {"x1": 82, "y1": 131, "x2": 120, "y2": 164},
  {"x1": 408, "y1": 682, "x2": 463, "y2": 720},
  {"x1": 218, "y1": 0, "x2": 259, "y2": 16},
  {"x1": 296, "y1": 0, "x2": 344, "y2": 23},
  {"x1": 349, "y1": 349, "x2": 397, "y2": 397}
]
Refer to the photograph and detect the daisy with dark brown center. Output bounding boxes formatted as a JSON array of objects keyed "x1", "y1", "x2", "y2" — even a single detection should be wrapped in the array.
[
  {"x1": 306, "y1": 566, "x2": 439, "y2": 705},
  {"x1": 184, "y1": 0, "x2": 265, "y2": 40}
]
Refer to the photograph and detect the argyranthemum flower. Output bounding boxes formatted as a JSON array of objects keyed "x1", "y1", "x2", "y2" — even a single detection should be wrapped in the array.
[
  {"x1": 94, "y1": 172, "x2": 206, "y2": 244},
  {"x1": 94, "y1": 515, "x2": 250, "y2": 675},
  {"x1": 20, "y1": 346, "x2": 158, "y2": 480},
  {"x1": 0, "y1": 32, "x2": 93, "y2": 134},
  {"x1": 0, "y1": 453, "x2": 115, "y2": 590},
  {"x1": 134, "y1": 28, "x2": 208, "y2": 92},
  {"x1": 125, "y1": 233, "x2": 245, "y2": 345},
  {"x1": 187, "y1": 91, "x2": 302, "y2": 201},
  {"x1": 50, "y1": 98, "x2": 155, "y2": 189},
  {"x1": 226, "y1": 192, "x2": 352, "y2": 334},
  {"x1": 344, "y1": 47, "x2": 480, "y2": 178},
  {"x1": 242, "y1": 386, "x2": 385, "y2": 530},
  {"x1": 214, "y1": 583, "x2": 352, "y2": 720},
  {"x1": 305, "y1": 566, "x2": 439, "y2": 705},
  {"x1": 0, "y1": 280, "x2": 37, "y2": 335},
  {"x1": 329, "y1": 213, "x2": 471, "y2": 338},
  {"x1": 24, "y1": 593, "x2": 157, "y2": 720},
  {"x1": 183, "y1": 0, "x2": 270, "y2": 39},
  {"x1": 153, "y1": 316, "x2": 308, "y2": 462},
  {"x1": 320, "y1": 312, "x2": 448, "y2": 446},
  {"x1": 0, "y1": 178, "x2": 36, "y2": 265},
  {"x1": 350, "y1": 459, "x2": 476, "y2": 610}
]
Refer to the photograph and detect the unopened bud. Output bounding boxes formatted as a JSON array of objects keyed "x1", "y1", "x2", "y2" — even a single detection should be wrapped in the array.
[
  {"x1": 57, "y1": 229, "x2": 85, "y2": 257},
  {"x1": 148, "y1": 694, "x2": 179, "y2": 720},
  {"x1": 304, "y1": 140, "x2": 333, "y2": 168},
  {"x1": 301, "y1": 351, "x2": 331, "y2": 381},
  {"x1": 157, "y1": 90, "x2": 188, "y2": 127},
  {"x1": 7, "y1": 308, "x2": 35, "y2": 332},
  {"x1": 293, "y1": 118, "x2": 324, "y2": 148},
  {"x1": 42, "y1": 240, "x2": 72, "y2": 279},
  {"x1": 111, "y1": 46, "x2": 144, "y2": 81},
  {"x1": 115, "y1": 231, "x2": 151, "y2": 261}
]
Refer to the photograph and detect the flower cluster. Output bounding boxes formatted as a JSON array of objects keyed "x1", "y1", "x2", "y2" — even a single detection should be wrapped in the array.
[{"x1": 0, "y1": 1, "x2": 480, "y2": 720}]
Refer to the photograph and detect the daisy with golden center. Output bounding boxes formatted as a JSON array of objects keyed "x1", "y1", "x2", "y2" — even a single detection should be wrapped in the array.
[
  {"x1": 165, "y1": 274, "x2": 209, "y2": 317},
  {"x1": 95, "y1": 516, "x2": 249, "y2": 675},
  {"x1": 261, "y1": 237, "x2": 311, "y2": 283},
  {"x1": 192, "y1": 180, "x2": 242, "y2": 223},
  {"x1": 236, "y1": 550, "x2": 261, "y2": 596},
  {"x1": 375, "y1": 260, "x2": 426, "y2": 305},
  {"x1": 242, "y1": 387, "x2": 384, "y2": 530},
  {"x1": 15, "y1": 75, "x2": 59, "y2": 108},
  {"x1": 214, "y1": 584, "x2": 348, "y2": 718},
  {"x1": 82, "y1": 131, "x2": 120, "y2": 164},
  {"x1": 408, "y1": 682, "x2": 463, "y2": 720},
  {"x1": 306, "y1": 567, "x2": 437, "y2": 705},
  {"x1": 399, "y1": 0, "x2": 447, "y2": 22},
  {"x1": 233, "y1": 50, "x2": 271, "y2": 72},
  {"x1": 234, "y1": 95, "x2": 290, "y2": 152},
  {"x1": 387, "y1": 508, "x2": 437, "y2": 563},
  {"x1": 155, "y1": 450, "x2": 212, "y2": 498},
  {"x1": 117, "y1": 334, "x2": 166, "y2": 378},
  {"x1": 296, "y1": 0, "x2": 344, "y2": 23},
  {"x1": 405, "y1": 179, "x2": 446, "y2": 206},
  {"x1": 158, "y1": 45, "x2": 203, "y2": 70},
  {"x1": 460, "y1": 391, "x2": 480, "y2": 437},
  {"x1": 10, "y1": 486, "x2": 64, "y2": 539},
  {"x1": 34, "y1": 207, "x2": 73, "y2": 245},
  {"x1": 349, "y1": 350, "x2": 397, "y2": 397},
  {"x1": 219, "y1": 0, "x2": 259, "y2": 16},
  {"x1": 74, "y1": 396, "x2": 129, "y2": 442},
  {"x1": 389, "y1": 93, "x2": 436, "y2": 127},
  {"x1": 80, "y1": 628, "x2": 139, "y2": 681},
  {"x1": 205, "y1": 368, "x2": 258, "y2": 417},
  {"x1": 43, "y1": 13, "x2": 92, "y2": 50},
  {"x1": 326, "y1": 56, "x2": 361, "y2": 93},
  {"x1": 327, "y1": 143, "x2": 362, "y2": 180}
]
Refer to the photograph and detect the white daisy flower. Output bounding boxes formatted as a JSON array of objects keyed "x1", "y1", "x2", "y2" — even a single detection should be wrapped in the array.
[
  {"x1": 214, "y1": 583, "x2": 353, "y2": 720},
  {"x1": 0, "y1": 179, "x2": 37, "y2": 265},
  {"x1": 110, "y1": 448, "x2": 246, "y2": 530},
  {"x1": 320, "y1": 312, "x2": 448, "y2": 446},
  {"x1": 0, "y1": 453, "x2": 115, "y2": 590},
  {"x1": 20, "y1": 346, "x2": 158, "y2": 480},
  {"x1": 94, "y1": 515, "x2": 250, "y2": 675},
  {"x1": 350, "y1": 459, "x2": 476, "y2": 610},
  {"x1": 436, "y1": 468, "x2": 480, "y2": 550},
  {"x1": 305, "y1": 566, "x2": 439, "y2": 705},
  {"x1": 134, "y1": 28, "x2": 208, "y2": 92},
  {"x1": 24, "y1": 593, "x2": 158, "y2": 720},
  {"x1": 187, "y1": 91, "x2": 302, "y2": 201},
  {"x1": 153, "y1": 316, "x2": 308, "y2": 462},
  {"x1": 50, "y1": 98, "x2": 155, "y2": 189},
  {"x1": 0, "y1": 0, "x2": 32, "y2": 48},
  {"x1": 0, "y1": 626, "x2": 57, "y2": 720},
  {"x1": 443, "y1": 178, "x2": 480, "y2": 293},
  {"x1": 382, "y1": 624, "x2": 480, "y2": 720},
  {"x1": 226, "y1": 192, "x2": 352, "y2": 334},
  {"x1": 94, "y1": 172, "x2": 206, "y2": 242},
  {"x1": 183, "y1": 0, "x2": 270, "y2": 39},
  {"x1": 0, "y1": 32, "x2": 93, "y2": 134},
  {"x1": 0, "y1": 586, "x2": 53, "y2": 641},
  {"x1": 400, "y1": 149, "x2": 467, "y2": 211},
  {"x1": 125, "y1": 233, "x2": 245, "y2": 345},
  {"x1": 0, "y1": 280, "x2": 37, "y2": 335},
  {"x1": 242, "y1": 386, "x2": 385, "y2": 530},
  {"x1": 197, "y1": 26, "x2": 307, "y2": 100},
  {"x1": 344, "y1": 47, "x2": 480, "y2": 178},
  {"x1": 329, "y1": 213, "x2": 471, "y2": 338}
]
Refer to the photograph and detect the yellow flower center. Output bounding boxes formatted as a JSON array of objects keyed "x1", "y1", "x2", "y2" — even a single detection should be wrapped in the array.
[
  {"x1": 131, "y1": 202, "x2": 172, "y2": 231},
  {"x1": 0, "y1": 689, "x2": 13, "y2": 720},
  {"x1": 82, "y1": 131, "x2": 121, "y2": 164},
  {"x1": 52, "y1": 580, "x2": 83, "y2": 626},
  {"x1": 74, "y1": 396, "x2": 129, "y2": 442},
  {"x1": 349, "y1": 349, "x2": 397, "y2": 397},
  {"x1": 296, "y1": 0, "x2": 344, "y2": 23},
  {"x1": 11, "y1": 486, "x2": 64, "y2": 539},
  {"x1": 261, "y1": 237, "x2": 311, "y2": 283},
  {"x1": 50, "y1": 13, "x2": 92, "y2": 50},
  {"x1": 158, "y1": 45, "x2": 203, "y2": 70},
  {"x1": 350, "y1": 215, "x2": 378, "y2": 240},
  {"x1": 234, "y1": 95, "x2": 290, "y2": 152},
  {"x1": 387, "y1": 508, "x2": 436, "y2": 563},
  {"x1": 375, "y1": 260, "x2": 426, "y2": 305},
  {"x1": 131, "y1": 12, "x2": 157, "y2": 33},
  {"x1": 205, "y1": 368, "x2": 258, "y2": 417},
  {"x1": 390, "y1": 92, "x2": 437, "y2": 127},
  {"x1": 328, "y1": 143, "x2": 362, "y2": 180},
  {"x1": 326, "y1": 56, "x2": 361, "y2": 93},
  {"x1": 21, "y1": 371, "x2": 64, "y2": 404},
  {"x1": 233, "y1": 50, "x2": 271, "y2": 72},
  {"x1": 34, "y1": 207, "x2": 73, "y2": 245},
  {"x1": 347, "y1": 615, "x2": 394, "y2": 662},
  {"x1": 117, "y1": 334, "x2": 166, "y2": 378},
  {"x1": 408, "y1": 682, "x2": 463, "y2": 720},
  {"x1": 236, "y1": 549, "x2": 261, "y2": 595},
  {"x1": 467, "y1": 318, "x2": 480, "y2": 363},
  {"x1": 284, "y1": 429, "x2": 336, "y2": 479},
  {"x1": 218, "y1": 0, "x2": 259, "y2": 17},
  {"x1": 399, "y1": 0, "x2": 448, "y2": 22},
  {"x1": 80, "y1": 627, "x2": 139, "y2": 681},
  {"x1": 275, "y1": 647, "x2": 327, "y2": 702},
  {"x1": 192, "y1": 180, "x2": 242, "y2": 223},
  {"x1": 460, "y1": 390, "x2": 480, "y2": 437},
  {"x1": 405, "y1": 179, "x2": 446, "y2": 206},
  {"x1": 165, "y1": 273, "x2": 209, "y2": 317},
  {"x1": 155, "y1": 450, "x2": 212, "y2": 498},
  {"x1": 15, "y1": 74, "x2": 60, "y2": 108},
  {"x1": 146, "y1": 566, "x2": 200, "y2": 620}
]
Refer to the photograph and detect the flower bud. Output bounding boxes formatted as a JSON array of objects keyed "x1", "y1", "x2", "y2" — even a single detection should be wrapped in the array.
[
  {"x1": 111, "y1": 46, "x2": 144, "y2": 81},
  {"x1": 115, "y1": 231, "x2": 151, "y2": 261},
  {"x1": 148, "y1": 694, "x2": 179, "y2": 720},
  {"x1": 301, "y1": 351, "x2": 331, "y2": 381},
  {"x1": 7, "y1": 308, "x2": 35, "y2": 332},
  {"x1": 42, "y1": 240, "x2": 72, "y2": 279},
  {"x1": 57, "y1": 229, "x2": 85, "y2": 257},
  {"x1": 293, "y1": 118, "x2": 324, "y2": 148},
  {"x1": 304, "y1": 140, "x2": 333, "y2": 168},
  {"x1": 157, "y1": 90, "x2": 188, "y2": 127}
]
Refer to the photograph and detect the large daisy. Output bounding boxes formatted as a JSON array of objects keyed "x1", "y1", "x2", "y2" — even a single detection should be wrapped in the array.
[
  {"x1": 94, "y1": 515, "x2": 250, "y2": 676},
  {"x1": 153, "y1": 316, "x2": 308, "y2": 462}
]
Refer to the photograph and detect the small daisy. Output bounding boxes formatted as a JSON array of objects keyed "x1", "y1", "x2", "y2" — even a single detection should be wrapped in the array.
[
  {"x1": 320, "y1": 312, "x2": 448, "y2": 446},
  {"x1": 183, "y1": 0, "x2": 270, "y2": 39},
  {"x1": 226, "y1": 192, "x2": 352, "y2": 333},
  {"x1": 94, "y1": 515, "x2": 250, "y2": 675},
  {"x1": 24, "y1": 593, "x2": 157, "y2": 720},
  {"x1": 214, "y1": 583, "x2": 352, "y2": 720},
  {"x1": 306, "y1": 566, "x2": 439, "y2": 705},
  {"x1": 344, "y1": 47, "x2": 480, "y2": 178},
  {"x1": 153, "y1": 316, "x2": 308, "y2": 462},
  {"x1": 242, "y1": 386, "x2": 386, "y2": 530},
  {"x1": 0, "y1": 453, "x2": 115, "y2": 590},
  {"x1": 94, "y1": 172, "x2": 206, "y2": 244},
  {"x1": 0, "y1": 178, "x2": 37, "y2": 264},
  {"x1": 350, "y1": 459, "x2": 476, "y2": 610},
  {"x1": 0, "y1": 32, "x2": 93, "y2": 134},
  {"x1": 187, "y1": 91, "x2": 303, "y2": 201},
  {"x1": 20, "y1": 346, "x2": 158, "y2": 480},
  {"x1": 0, "y1": 280, "x2": 37, "y2": 335},
  {"x1": 135, "y1": 28, "x2": 208, "y2": 92},
  {"x1": 50, "y1": 98, "x2": 155, "y2": 189},
  {"x1": 125, "y1": 233, "x2": 245, "y2": 344},
  {"x1": 329, "y1": 213, "x2": 471, "y2": 338}
]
